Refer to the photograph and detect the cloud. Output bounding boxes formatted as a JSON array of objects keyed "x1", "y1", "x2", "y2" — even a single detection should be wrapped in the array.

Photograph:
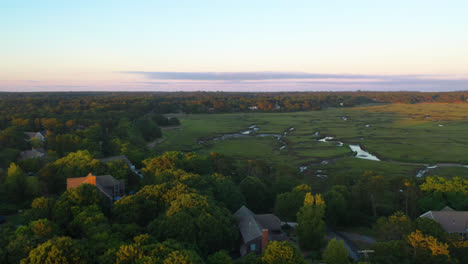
[{"x1": 122, "y1": 71, "x2": 429, "y2": 81}]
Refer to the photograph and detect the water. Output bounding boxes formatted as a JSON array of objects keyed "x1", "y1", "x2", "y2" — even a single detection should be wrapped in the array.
[
  {"x1": 416, "y1": 165, "x2": 438, "y2": 178},
  {"x1": 318, "y1": 136, "x2": 334, "y2": 142},
  {"x1": 349, "y1": 145, "x2": 380, "y2": 161}
]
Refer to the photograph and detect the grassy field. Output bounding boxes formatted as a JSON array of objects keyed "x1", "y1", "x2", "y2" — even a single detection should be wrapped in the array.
[{"x1": 157, "y1": 104, "x2": 468, "y2": 179}]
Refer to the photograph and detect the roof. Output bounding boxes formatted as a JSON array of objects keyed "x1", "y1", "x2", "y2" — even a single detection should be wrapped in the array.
[
  {"x1": 420, "y1": 210, "x2": 468, "y2": 233},
  {"x1": 67, "y1": 173, "x2": 124, "y2": 200},
  {"x1": 19, "y1": 150, "x2": 45, "y2": 160},
  {"x1": 234, "y1": 206, "x2": 284, "y2": 243},
  {"x1": 66, "y1": 176, "x2": 94, "y2": 189},
  {"x1": 234, "y1": 206, "x2": 262, "y2": 243},
  {"x1": 255, "y1": 214, "x2": 282, "y2": 232}
]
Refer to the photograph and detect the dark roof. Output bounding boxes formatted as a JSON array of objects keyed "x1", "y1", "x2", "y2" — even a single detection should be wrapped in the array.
[
  {"x1": 420, "y1": 210, "x2": 468, "y2": 233},
  {"x1": 234, "y1": 206, "x2": 284, "y2": 243},
  {"x1": 234, "y1": 206, "x2": 262, "y2": 243},
  {"x1": 255, "y1": 214, "x2": 282, "y2": 232}
]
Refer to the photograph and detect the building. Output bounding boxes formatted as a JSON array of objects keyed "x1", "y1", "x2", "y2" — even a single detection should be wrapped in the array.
[
  {"x1": 419, "y1": 206, "x2": 468, "y2": 236},
  {"x1": 18, "y1": 149, "x2": 45, "y2": 160},
  {"x1": 234, "y1": 206, "x2": 287, "y2": 256},
  {"x1": 24, "y1": 131, "x2": 47, "y2": 142},
  {"x1": 67, "y1": 173, "x2": 125, "y2": 202}
]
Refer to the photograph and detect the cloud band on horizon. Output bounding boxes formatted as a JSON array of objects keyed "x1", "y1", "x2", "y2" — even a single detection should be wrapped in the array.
[{"x1": 122, "y1": 71, "x2": 435, "y2": 81}]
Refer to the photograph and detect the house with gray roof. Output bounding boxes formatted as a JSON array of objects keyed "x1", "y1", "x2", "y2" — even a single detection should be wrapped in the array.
[
  {"x1": 234, "y1": 206, "x2": 287, "y2": 256},
  {"x1": 419, "y1": 206, "x2": 468, "y2": 235}
]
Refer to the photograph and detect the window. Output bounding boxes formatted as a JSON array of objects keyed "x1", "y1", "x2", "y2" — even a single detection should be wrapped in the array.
[{"x1": 250, "y1": 243, "x2": 256, "y2": 251}]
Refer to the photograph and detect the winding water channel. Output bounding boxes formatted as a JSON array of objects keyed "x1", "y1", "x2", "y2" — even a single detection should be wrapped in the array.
[{"x1": 202, "y1": 125, "x2": 467, "y2": 177}]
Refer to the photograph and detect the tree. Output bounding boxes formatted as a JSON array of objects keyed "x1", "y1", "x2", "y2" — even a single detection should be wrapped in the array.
[
  {"x1": 30, "y1": 138, "x2": 43, "y2": 149},
  {"x1": 322, "y1": 238, "x2": 350, "y2": 264},
  {"x1": 208, "y1": 250, "x2": 232, "y2": 264},
  {"x1": 296, "y1": 193, "x2": 326, "y2": 250},
  {"x1": 373, "y1": 212, "x2": 413, "y2": 241},
  {"x1": 324, "y1": 186, "x2": 348, "y2": 226},
  {"x1": 414, "y1": 218, "x2": 447, "y2": 242},
  {"x1": 38, "y1": 150, "x2": 95, "y2": 193},
  {"x1": 54, "y1": 184, "x2": 107, "y2": 228},
  {"x1": 3, "y1": 163, "x2": 27, "y2": 203},
  {"x1": 19, "y1": 236, "x2": 85, "y2": 264},
  {"x1": 371, "y1": 240, "x2": 411, "y2": 264},
  {"x1": 407, "y1": 230, "x2": 450, "y2": 263},
  {"x1": 274, "y1": 190, "x2": 307, "y2": 222},
  {"x1": 261, "y1": 241, "x2": 304, "y2": 264},
  {"x1": 240, "y1": 176, "x2": 268, "y2": 212}
]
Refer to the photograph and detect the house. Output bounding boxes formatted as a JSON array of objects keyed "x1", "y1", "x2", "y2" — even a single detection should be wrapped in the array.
[
  {"x1": 419, "y1": 206, "x2": 468, "y2": 236},
  {"x1": 24, "y1": 131, "x2": 47, "y2": 142},
  {"x1": 248, "y1": 106, "x2": 258, "y2": 110},
  {"x1": 19, "y1": 149, "x2": 45, "y2": 160},
  {"x1": 234, "y1": 206, "x2": 287, "y2": 256},
  {"x1": 67, "y1": 173, "x2": 125, "y2": 202}
]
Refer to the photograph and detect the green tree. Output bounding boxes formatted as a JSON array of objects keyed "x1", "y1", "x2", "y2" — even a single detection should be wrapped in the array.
[
  {"x1": 207, "y1": 250, "x2": 232, "y2": 264},
  {"x1": 19, "y1": 236, "x2": 85, "y2": 264},
  {"x1": 261, "y1": 241, "x2": 304, "y2": 264},
  {"x1": 274, "y1": 185, "x2": 309, "y2": 221},
  {"x1": 3, "y1": 163, "x2": 28, "y2": 203},
  {"x1": 322, "y1": 238, "x2": 350, "y2": 264},
  {"x1": 373, "y1": 212, "x2": 413, "y2": 241},
  {"x1": 296, "y1": 193, "x2": 326, "y2": 250},
  {"x1": 324, "y1": 186, "x2": 348, "y2": 226},
  {"x1": 240, "y1": 176, "x2": 268, "y2": 212},
  {"x1": 30, "y1": 137, "x2": 43, "y2": 149}
]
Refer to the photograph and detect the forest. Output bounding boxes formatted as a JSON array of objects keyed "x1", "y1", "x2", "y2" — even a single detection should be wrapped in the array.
[{"x1": 0, "y1": 92, "x2": 467, "y2": 264}]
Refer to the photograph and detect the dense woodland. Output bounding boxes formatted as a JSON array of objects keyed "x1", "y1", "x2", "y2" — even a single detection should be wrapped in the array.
[{"x1": 0, "y1": 92, "x2": 467, "y2": 264}]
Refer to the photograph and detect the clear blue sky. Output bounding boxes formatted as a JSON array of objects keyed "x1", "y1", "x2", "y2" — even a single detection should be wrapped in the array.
[{"x1": 1, "y1": 0, "x2": 468, "y2": 91}]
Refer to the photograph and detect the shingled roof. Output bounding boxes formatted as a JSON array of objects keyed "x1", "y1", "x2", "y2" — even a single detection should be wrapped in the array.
[
  {"x1": 420, "y1": 208, "x2": 468, "y2": 234},
  {"x1": 234, "y1": 206, "x2": 284, "y2": 243},
  {"x1": 234, "y1": 206, "x2": 262, "y2": 243}
]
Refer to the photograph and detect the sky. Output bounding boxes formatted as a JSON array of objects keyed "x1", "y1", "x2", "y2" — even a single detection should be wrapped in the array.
[{"x1": 1, "y1": 0, "x2": 468, "y2": 92}]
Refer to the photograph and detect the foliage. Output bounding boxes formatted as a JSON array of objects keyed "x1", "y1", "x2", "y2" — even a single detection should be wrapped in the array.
[
  {"x1": 19, "y1": 236, "x2": 85, "y2": 264},
  {"x1": 240, "y1": 176, "x2": 268, "y2": 212},
  {"x1": 261, "y1": 241, "x2": 304, "y2": 264},
  {"x1": 373, "y1": 212, "x2": 413, "y2": 241},
  {"x1": 322, "y1": 238, "x2": 350, "y2": 264},
  {"x1": 296, "y1": 193, "x2": 326, "y2": 250}
]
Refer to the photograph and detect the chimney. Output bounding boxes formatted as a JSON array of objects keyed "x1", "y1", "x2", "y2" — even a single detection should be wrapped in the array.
[{"x1": 261, "y1": 229, "x2": 269, "y2": 253}]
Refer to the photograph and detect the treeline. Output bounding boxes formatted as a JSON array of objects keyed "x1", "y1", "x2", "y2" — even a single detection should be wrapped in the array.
[{"x1": 1, "y1": 92, "x2": 468, "y2": 121}]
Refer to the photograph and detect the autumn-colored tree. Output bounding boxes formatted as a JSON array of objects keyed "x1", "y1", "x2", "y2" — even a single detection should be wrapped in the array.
[
  {"x1": 407, "y1": 230, "x2": 450, "y2": 263},
  {"x1": 261, "y1": 241, "x2": 304, "y2": 264}
]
